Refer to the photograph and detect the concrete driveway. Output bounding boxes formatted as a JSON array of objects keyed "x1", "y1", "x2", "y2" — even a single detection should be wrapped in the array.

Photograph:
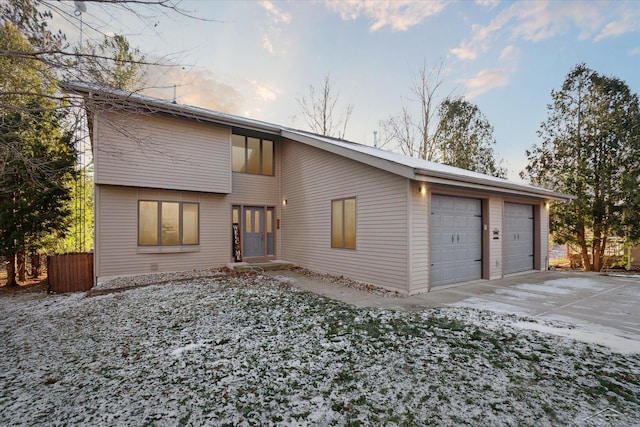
[{"x1": 268, "y1": 269, "x2": 640, "y2": 354}]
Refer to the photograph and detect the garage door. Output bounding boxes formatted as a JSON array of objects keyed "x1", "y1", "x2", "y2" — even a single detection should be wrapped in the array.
[
  {"x1": 430, "y1": 195, "x2": 482, "y2": 287},
  {"x1": 504, "y1": 203, "x2": 534, "y2": 274}
]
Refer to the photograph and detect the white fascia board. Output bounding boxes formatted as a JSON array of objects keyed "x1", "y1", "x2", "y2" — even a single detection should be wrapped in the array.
[
  {"x1": 62, "y1": 81, "x2": 281, "y2": 135},
  {"x1": 415, "y1": 171, "x2": 574, "y2": 202},
  {"x1": 284, "y1": 130, "x2": 573, "y2": 202}
]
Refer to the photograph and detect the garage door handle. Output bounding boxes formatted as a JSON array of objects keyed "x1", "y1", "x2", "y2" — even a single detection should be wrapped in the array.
[
  {"x1": 451, "y1": 235, "x2": 454, "y2": 243},
  {"x1": 457, "y1": 234, "x2": 460, "y2": 243}
]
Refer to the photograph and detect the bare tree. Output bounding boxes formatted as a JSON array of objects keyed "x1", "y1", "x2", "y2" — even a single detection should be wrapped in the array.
[
  {"x1": 1, "y1": 0, "x2": 209, "y2": 284},
  {"x1": 296, "y1": 73, "x2": 353, "y2": 139},
  {"x1": 380, "y1": 60, "x2": 455, "y2": 160}
]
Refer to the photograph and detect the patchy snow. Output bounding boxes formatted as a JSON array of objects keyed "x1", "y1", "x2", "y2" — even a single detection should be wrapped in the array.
[
  {"x1": 450, "y1": 297, "x2": 532, "y2": 317},
  {"x1": 515, "y1": 278, "x2": 606, "y2": 295},
  {"x1": 514, "y1": 321, "x2": 639, "y2": 355},
  {"x1": 1, "y1": 274, "x2": 639, "y2": 426},
  {"x1": 452, "y1": 276, "x2": 640, "y2": 357},
  {"x1": 172, "y1": 341, "x2": 210, "y2": 357}
]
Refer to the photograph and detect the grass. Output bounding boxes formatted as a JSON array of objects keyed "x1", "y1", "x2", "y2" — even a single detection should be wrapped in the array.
[{"x1": 0, "y1": 273, "x2": 639, "y2": 426}]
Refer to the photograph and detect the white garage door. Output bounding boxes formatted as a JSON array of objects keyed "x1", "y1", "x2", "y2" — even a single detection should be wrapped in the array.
[
  {"x1": 430, "y1": 195, "x2": 482, "y2": 287},
  {"x1": 504, "y1": 202, "x2": 534, "y2": 274}
]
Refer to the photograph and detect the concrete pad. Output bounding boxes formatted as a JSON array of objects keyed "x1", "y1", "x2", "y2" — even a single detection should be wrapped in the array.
[{"x1": 265, "y1": 269, "x2": 640, "y2": 351}]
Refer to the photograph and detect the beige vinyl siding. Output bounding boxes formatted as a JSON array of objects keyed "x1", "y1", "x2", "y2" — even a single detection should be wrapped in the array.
[
  {"x1": 228, "y1": 173, "x2": 279, "y2": 206},
  {"x1": 409, "y1": 183, "x2": 430, "y2": 293},
  {"x1": 95, "y1": 185, "x2": 229, "y2": 281},
  {"x1": 93, "y1": 112, "x2": 231, "y2": 193},
  {"x1": 281, "y1": 140, "x2": 409, "y2": 292},
  {"x1": 226, "y1": 141, "x2": 281, "y2": 257},
  {"x1": 489, "y1": 197, "x2": 503, "y2": 279},
  {"x1": 539, "y1": 202, "x2": 549, "y2": 271}
]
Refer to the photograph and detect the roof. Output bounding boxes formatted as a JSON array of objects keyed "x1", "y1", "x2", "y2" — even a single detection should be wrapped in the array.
[{"x1": 62, "y1": 81, "x2": 574, "y2": 202}]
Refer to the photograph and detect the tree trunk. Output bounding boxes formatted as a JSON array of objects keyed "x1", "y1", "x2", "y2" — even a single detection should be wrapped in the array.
[
  {"x1": 594, "y1": 236, "x2": 607, "y2": 272},
  {"x1": 30, "y1": 251, "x2": 40, "y2": 278},
  {"x1": 578, "y1": 227, "x2": 593, "y2": 271},
  {"x1": 17, "y1": 252, "x2": 26, "y2": 282},
  {"x1": 5, "y1": 254, "x2": 18, "y2": 287}
]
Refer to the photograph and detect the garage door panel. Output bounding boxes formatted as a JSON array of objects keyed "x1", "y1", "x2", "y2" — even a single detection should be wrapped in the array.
[
  {"x1": 431, "y1": 195, "x2": 483, "y2": 287},
  {"x1": 504, "y1": 203, "x2": 534, "y2": 274}
]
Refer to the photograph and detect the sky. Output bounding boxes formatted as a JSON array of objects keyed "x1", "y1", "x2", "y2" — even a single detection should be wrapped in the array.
[{"x1": 51, "y1": 0, "x2": 640, "y2": 182}]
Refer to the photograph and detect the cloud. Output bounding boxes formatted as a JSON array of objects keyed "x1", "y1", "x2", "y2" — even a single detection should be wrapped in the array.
[
  {"x1": 499, "y1": 45, "x2": 519, "y2": 62},
  {"x1": 260, "y1": 1, "x2": 291, "y2": 55},
  {"x1": 261, "y1": 1, "x2": 292, "y2": 24},
  {"x1": 142, "y1": 66, "x2": 244, "y2": 114},
  {"x1": 247, "y1": 79, "x2": 279, "y2": 102},
  {"x1": 262, "y1": 34, "x2": 274, "y2": 54},
  {"x1": 475, "y1": 0, "x2": 500, "y2": 7},
  {"x1": 463, "y1": 45, "x2": 520, "y2": 99},
  {"x1": 326, "y1": 0, "x2": 448, "y2": 31},
  {"x1": 450, "y1": 1, "x2": 614, "y2": 60},
  {"x1": 451, "y1": 45, "x2": 477, "y2": 60},
  {"x1": 595, "y1": 12, "x2": 640, "y2": 41},
  {"x1": 464, "y1": 68, "x2": 512, "y2": 99},
  {"x1": 629, "y1": 46, "x2": 640, "y2": 56}
]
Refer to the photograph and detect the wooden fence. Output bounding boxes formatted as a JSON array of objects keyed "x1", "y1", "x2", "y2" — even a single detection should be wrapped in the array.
[{"x1": 47, "y1": 253, "x2": 94, "y2": 293}]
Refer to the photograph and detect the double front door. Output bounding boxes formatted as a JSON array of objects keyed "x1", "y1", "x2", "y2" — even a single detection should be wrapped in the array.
[{"x1": 234, "y1": 206, "x2": 274, "y2": 259}]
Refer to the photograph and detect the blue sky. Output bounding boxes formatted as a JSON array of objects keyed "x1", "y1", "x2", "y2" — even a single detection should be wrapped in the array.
[{"x1": 56, "y1": 0, "x2": 640, "y2": 181}]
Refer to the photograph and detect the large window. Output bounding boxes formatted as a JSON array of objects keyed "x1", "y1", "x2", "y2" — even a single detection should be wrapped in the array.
[
  {"x1": 138, "y1": 201, "x2": 199, "y2": 246},
  {"x1": 331, "y1": 197, "x2": 356, "y2": 249},
  {"x1": 232, "y1": 134, "x2": 274, "y2": 175}
]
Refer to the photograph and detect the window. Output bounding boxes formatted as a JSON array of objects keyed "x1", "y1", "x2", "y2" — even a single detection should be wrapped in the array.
[
  {"x1": 231, "y1": 134, "x2": 274, "y2": 175},
  {"x1": 138, "y1": 201, "x2": 199, "y2": 246},
  {"x1": 331, "y1": 197, "x2": 356, "y2": 249}
]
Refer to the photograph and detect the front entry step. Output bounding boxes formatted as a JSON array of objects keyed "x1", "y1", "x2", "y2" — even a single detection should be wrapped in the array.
[{"x1": 227, "y1": 260, "x2": 295, "y2": 273}]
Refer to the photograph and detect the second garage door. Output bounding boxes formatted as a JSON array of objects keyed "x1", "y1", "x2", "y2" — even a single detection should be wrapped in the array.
[
  {"x1": 430, "y1": 195, "x2": 482, "y2": 287},
  {"x1": 504, "y1": 202, "x2": 534, "y2": 274}
]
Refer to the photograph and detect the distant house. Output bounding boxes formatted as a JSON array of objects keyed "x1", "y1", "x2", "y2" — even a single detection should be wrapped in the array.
[
  {"x1": 64, "y1": 82, "x2": 573, "y2": 294},
  {"x1": 555, "y1": 240, "x2": 640, "y2": 270}
]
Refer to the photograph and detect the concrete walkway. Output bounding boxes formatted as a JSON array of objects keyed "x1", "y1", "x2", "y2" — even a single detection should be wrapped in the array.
[{"x1": 265, "y1": 269, "x2": 640, "y2": 348}]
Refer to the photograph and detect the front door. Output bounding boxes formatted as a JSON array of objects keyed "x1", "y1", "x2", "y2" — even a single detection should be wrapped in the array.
[{"x1": 243, "y1": 207, "x2": 264, "y2": 258}]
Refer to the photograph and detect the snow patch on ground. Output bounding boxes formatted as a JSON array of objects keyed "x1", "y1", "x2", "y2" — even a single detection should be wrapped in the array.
[
  {"x1": 451, "y1": 297, "x2": 532, "y2": 316},
  {"x1": 1, "y1": 275, "x2": 639, "y2": 426},
  {"x1": 515, "y1": 278, "x2": 605, "y2": 295},
  {"x1": 171, "y1": 341, "x2": 209, "y2": 357},
  {"x1": 514, "y1": 321, "x2": 639, "y2": 355}
]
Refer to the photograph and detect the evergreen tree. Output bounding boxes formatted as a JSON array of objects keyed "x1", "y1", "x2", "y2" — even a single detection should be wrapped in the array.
[
  {"x1": 522, "y1": 64, "x2": 640, "y2": 271},
  {"x1": 0, "y1": 22, "x2": 76, "y2": 286},
  {"x1": 435, "y1": 98, "x2": 506, "y2": 178}
]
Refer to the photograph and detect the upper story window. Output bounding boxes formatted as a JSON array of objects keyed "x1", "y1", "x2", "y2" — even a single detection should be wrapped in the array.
[{"x1": 232, "y1": 134, "x2": 274, "y2": 175}]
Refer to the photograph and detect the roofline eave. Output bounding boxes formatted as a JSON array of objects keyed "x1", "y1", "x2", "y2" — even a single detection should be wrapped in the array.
[
  {"x1": 61, "y1": 81, "x2": 282, "y2": 135},
  {"x1": 281, "y1": 129, "x2": 417, "y2": 179},
  {"x1": 61, "y1": 82, "x2": 576, "y2": 203},
  {"x1": 414, "y1": 169, "x2": 575, "y2": 202}
]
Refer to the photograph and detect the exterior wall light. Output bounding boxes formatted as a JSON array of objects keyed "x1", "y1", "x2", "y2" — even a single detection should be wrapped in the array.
[
  {"x1": 419, "y1": 184, "x2": 427, "y2": 196},
  {"x1": 283, "y1": 199, "x2": 287, "y2": 206}
]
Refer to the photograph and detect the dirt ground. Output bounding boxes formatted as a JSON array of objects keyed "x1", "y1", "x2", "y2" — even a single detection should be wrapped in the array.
[{"x1": 0, "y1": 269, "x2": 48, "y2": 293}]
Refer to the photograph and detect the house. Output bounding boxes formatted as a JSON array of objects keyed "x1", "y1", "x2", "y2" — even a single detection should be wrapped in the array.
[
  {"x1": 63, "y1": 82, "x2": 573, "y2": 294},
  {"x1": 553, "y1": 240, "x2": 640, "y2": 270}
]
